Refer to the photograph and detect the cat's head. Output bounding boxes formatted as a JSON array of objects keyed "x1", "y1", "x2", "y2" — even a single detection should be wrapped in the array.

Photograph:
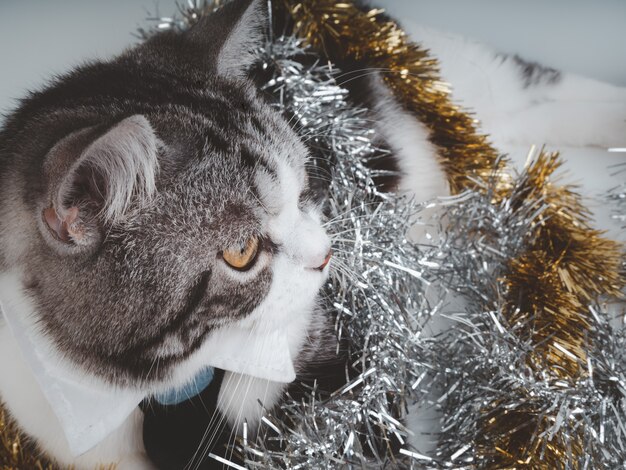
[{"x1": 0, "y1": 0, "x2": 331, "y2": 387}]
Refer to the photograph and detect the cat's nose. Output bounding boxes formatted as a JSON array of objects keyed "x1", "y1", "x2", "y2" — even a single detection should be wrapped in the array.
[{"x1": 314, "y1": 250, "x2": 332, "y2": 271}]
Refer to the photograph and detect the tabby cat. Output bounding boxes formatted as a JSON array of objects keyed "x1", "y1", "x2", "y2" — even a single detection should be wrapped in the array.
[{"x1": 0, "y1": 0, "x2": 623, "y2": 468}]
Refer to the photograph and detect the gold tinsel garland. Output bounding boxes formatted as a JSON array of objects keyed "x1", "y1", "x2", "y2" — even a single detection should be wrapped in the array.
[
  {"x1": 0, "y1": 408, "x2": 52, "y2": 470},
  {"x1": 282, "y1": 0, "x2": 624, "y2": 467},
  {"x1": 0, "y1": 1, "x2": 623, "y2": 468}
]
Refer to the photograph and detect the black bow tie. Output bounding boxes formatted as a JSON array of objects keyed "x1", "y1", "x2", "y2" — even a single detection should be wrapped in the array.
[{"x1": 141, "y1": 369, "x2": 243, "y2": 469}]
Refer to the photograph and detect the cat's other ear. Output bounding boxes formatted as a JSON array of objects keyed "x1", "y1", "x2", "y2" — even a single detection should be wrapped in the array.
[
  {"x1": 39, "y1": 115, "x2": 159, "y2": 253},
  {"x1": 188, "y1": 0, "x2": 267, "y2": 78}
]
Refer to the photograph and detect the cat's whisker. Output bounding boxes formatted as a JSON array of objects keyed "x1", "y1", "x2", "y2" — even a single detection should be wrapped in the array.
[
  {"x1": 221, "y1": 322, "x2": 269, "y2": 463},
  {"x1": 303, "y1": 165, "x2": 334, "y2": 181},
  {"x1": 326, "y1": 206, "x2": 409, "y2": 226},
  {"x1": 335, "y1": 66, "x2": 431, "y2": 87},
  {"x1": 298, "y1": 122, "x2": 383, "y2": 144},
  {"x1": 323, "y1": 200, "x2": 384, "y2": 222},
  {"x1": 286, "y1": 109, "x2": 306, "y2": 130},
  {"x1": 227, "y1": 322, "x2": 274, "y2": 463},
  {"x1": 185, "y1": 366, "x2": 238, "y2": 469},
  {"x1": 333, "y1": 66, "x2": 396, "y2": 82},
  {"x1": 330, "y1": 263, "x2": 358, "y2": 282},
  {"x1": 306, "y1": 173, "x2": 334, "y2": 184},
  {"x1": 251, "y1": 326, "x2": 278, "y2": 453},
  {"x1": 186, "y1": 386, "x2": 232, "y2": 470},
  {"x1": 184, "y1": 407, "x2": 222, "y2": 470},
  {"x1": 328, "y1": 224, "x2": 383, "y2": 237},
  {"x1": 297, "y1": 117, "x2": 383, "y2": 134},
  {"x1": 225, "y1": 374, "x2": 256, "y2": 466},
  {"x1": 329, "y1": 236, "x2": 378, "y2": 245},
  {"x1": 304, "y1": 160, "x2": 333, "y2": 175},
  {"x1": 197, "y1": 378, "x2": 244, "y2": 468},
  {"x1": 328, "y1": 259, "x2": 361, "y2": 285},
  {"x1": 200, "y1": 321, "x2": 271, "y2": 468},
  {"x1": 142, "y1": 355, "x2": 160, "y2": 384},
  {"x1": 297, "y1": 125, "x2": 384, "y2": 146},
  {"x1": 334, "y1": 263, "x2": 361, "y2": 282},
  {"x1": 303, "y1": 164, "x2": 332, "y2": 177},
  {"x1": 325, "y1": 217, "x2": 377, "y2": 233},
  {"x1": 325, "y1": 248, "x2": 357, "y2": 258},
  {"x1": 220, "y1": 390, "x2": 245, "y2": 468},
  {"x1": 327, "y1": 224, "x2": 389, "y2": 238},
  {"x1": 190, "y1": 322, "x2": 262, "y2": 469}
]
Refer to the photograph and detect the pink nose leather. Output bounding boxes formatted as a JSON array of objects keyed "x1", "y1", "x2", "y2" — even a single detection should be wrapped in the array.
[{"x1": 316, "y1": 250, "x2": 332, "y2": 271}]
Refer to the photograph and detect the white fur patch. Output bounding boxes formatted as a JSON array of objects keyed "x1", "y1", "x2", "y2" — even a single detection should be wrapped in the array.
[
  {"x1": 402, "y1": 25, "x2": 626, "y2": 152},
  {"x1": 368, "y1": 74, "x2": 450, "y2": 205}
]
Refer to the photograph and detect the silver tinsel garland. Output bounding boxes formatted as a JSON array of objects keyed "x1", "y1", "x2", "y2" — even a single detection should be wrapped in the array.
[
  {"x1": 245, "y1": 36, "x2": 626, "y2": 470},
  {"x1": 249, "y1": 36, "x2": 426, "y2": 468},
  {"x1": 143, "y1": 3, "x2": 626, "y2": 468}
]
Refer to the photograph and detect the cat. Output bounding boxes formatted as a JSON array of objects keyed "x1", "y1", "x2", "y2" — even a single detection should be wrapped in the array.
[
  {"x1": 0, "y1": 0, "x2": 624, "y2": 469},
  {"x1": 0, "y1": 0, "x2": 336, "y2": 468}
]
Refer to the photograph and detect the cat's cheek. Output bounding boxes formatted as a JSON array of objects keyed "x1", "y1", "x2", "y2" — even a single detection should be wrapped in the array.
[
  {"x1": 263, "y1": 255, "x2": 326, "y2": 359},
  {"x1": 259, "y1": 254, "x2": 325, "y2": 322},
  {"x1": 186, "y1": 252, "x2": 327, "y2": 431},
  {"x1": 216, "y1": 259, "x2": 327, "y2": 429}
]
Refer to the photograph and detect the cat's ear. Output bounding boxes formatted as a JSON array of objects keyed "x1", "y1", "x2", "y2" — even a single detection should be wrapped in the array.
[
  {"x1": 188, "y1": 0, "x2": 267, "y2": 78},
  {"x1": 39, "y1": 115, "x2": 159, "y2": 252}
]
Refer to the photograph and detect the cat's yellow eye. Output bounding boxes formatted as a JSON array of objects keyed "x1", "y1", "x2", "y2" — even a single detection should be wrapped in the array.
[{"x1": 222, "y1": 236, "x2": 260, "y2": 270}]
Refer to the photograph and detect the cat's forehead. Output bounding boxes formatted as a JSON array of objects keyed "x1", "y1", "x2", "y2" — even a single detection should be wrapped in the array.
[
  {"x1": 252, "y1": 159, "x2": 304, "y2": 217},
  {"x1": 134, "y1": 104, "x2": 308, "y2": 249},
  {"x1": 240, "y1": 121, "x2": 307, "y2": 215},
  {"x1": 175, "y1": 101, "x2": 308, "y2": 215}
]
